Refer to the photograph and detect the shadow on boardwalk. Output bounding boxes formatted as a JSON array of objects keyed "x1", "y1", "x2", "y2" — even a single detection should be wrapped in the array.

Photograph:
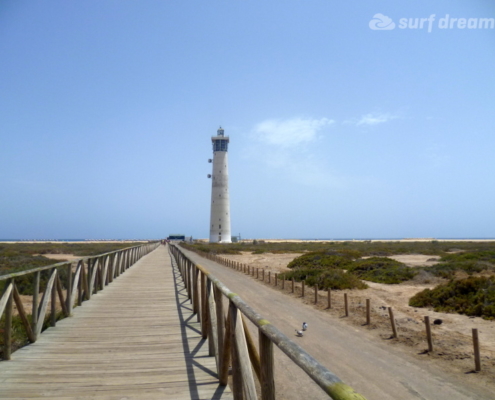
[
  {"x1": 171, "y1": 252, "x2": 230, "y2": 400},
  {"x1": 0, "y1": 246, "x2": 232, "y2": 400}
]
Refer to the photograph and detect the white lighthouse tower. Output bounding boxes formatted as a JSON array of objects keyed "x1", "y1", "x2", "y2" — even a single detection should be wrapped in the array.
[{"x1": 209, "y1": 127, "x2": 232, "y2": 243}]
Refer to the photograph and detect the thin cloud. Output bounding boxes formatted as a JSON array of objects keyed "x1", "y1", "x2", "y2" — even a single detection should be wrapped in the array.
[
  {"x1": 356, "y1": 113, "x2": 398, "y2": 126},
  {"x1": 343, "y1": 113, "x2": 399, "y2": 126},
  {"x1": 245, "y1": 116, "x2": 341, "y2": 188},
  {"x1": 253, "y1": 117, "x2": 334, "y2": 147}
]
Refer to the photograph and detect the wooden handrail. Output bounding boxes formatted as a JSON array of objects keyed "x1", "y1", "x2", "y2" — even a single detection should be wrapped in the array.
[
  {"x1": 0, "y1": 241, "x2": 160, "y2": 359},
  {"x1": 169, "y1": 244, "x2": 367, "y2": 400}
]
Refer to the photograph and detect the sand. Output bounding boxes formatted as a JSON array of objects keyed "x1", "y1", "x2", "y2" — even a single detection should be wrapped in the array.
[{"x1": 220, "y1": 251, "x2": 495, "y2": 379}]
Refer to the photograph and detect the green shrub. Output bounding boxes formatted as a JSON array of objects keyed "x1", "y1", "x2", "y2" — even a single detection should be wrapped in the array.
[
  {"x1": 314, "y1": 269, "x2": 368, "y2": 290},
  {"x1": 423, "y1": 260, "x2": 495, "y2": 279},
  {"x1": 348, "y1": 257, "x2": 417, "y2": 284},
  {"x1": 182, "y1": 240, "x2": 495, "y2": 257},
  {"x1": 287, "y1": 251, "x2": 354, "y2": 270},
  {"x1": 441, "y1": 251, "x2": 495, "y2": 263},
  {"x1": 279, "y1": 251, "x2": 368, "y2": 290},
  {"x1": 279, "y1": 268, "x2": 367, "y2": 290},
  {"x1": 409, "y1": 276, "x2": 495, "y2": 319}
]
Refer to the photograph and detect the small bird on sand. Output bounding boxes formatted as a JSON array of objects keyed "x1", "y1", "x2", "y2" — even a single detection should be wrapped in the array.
[
  {"x1": 302, "y1": 322, "x2": 308, "y2": 331},
  {"x1": 295, "y1": 329, "x2": 304, "y2": 337}
]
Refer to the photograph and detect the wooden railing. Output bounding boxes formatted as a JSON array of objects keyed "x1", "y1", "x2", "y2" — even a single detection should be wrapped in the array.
[
  {"x1": 169, "y1": 244, "x2": 367, "y2": 400},
  {"x1": 0, "y1": 241, "x2": 160, "y2": 360}
]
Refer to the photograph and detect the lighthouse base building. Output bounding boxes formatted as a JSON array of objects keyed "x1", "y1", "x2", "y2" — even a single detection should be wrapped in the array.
[{"x1": 209, "y1": 127, "x2": 232, "y2": 243}]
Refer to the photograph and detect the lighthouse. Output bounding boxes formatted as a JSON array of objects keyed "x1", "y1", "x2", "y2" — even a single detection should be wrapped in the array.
[{"x1": 209, "y1": 127, "x2": 232, "y2": 243}]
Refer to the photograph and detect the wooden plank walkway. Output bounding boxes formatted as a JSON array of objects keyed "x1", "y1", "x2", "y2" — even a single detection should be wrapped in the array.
[{"x1": 0, "y1": 245, "x2": 232, "y2": 400}]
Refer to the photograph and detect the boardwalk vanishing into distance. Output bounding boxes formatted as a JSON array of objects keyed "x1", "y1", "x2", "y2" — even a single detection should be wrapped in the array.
[{"x1": 0, "y1": 245, "x2": 232, "y2": 399}]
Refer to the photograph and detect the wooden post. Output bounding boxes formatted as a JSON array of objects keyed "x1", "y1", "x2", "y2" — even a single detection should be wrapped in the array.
[
  {"x1": 51, "y1": 275, "x2": 57, "y2": 327},
  {"x1": 424, "y1": 316, "x2": 433, "y2": 352},
  {"x1": 260, "y1": 330, "x2": 275, "y2": 400},
  {"x1": 32, "y1": 271, "x2": 40, "y2": 337},
  {"x1": 78, "y1": 264, "x2": 83, "y2": 306},
  {"x1": 229, "y1": 303, "x2": 243, "y2": 400},
  {"x1": 344, "y1": 293, "x2": 348, "y2": 317},
  {"x1": 3, "y1": 281, "x2": 13, "y2": 360},
  {"x1": 327, "y1": 289, "x2": 331, "y2": 309},
  {"x1": 268, "y1": 271, "x2": 271, "y2": 284},
  {"x1": 241, "y1": 316, "x2": 261, "y2": 381},
  {"x1": 214, "y1": 286, "x2": 225, "y2": 377},
  {"x1": 314, "y1": 285, "x2": 318, "y2": 304},
  {"x1": 302, "y1": 280, "x2": 305, "y2": 298},
  {"x1": 262, "y1": 269, "x2": 265, "y2": 282},
  {"x1": 275, "y1": 273, "x2": 278, "y2": 287},
  {"x1": 388, "y1": 307, "x2": 397, "y2": 338},
  {"x1": 207, "y1": 282, "x2": 218, "y2": 363},
  {"x1": 473, "y1": 328, "x2": 481, "y2": 372},
  {"x1": 201, "y1": 273, "x2": 208, "y2": 338},
  {"x1": 219, "y1": 311, "x2": 232, "y2": 386},
  {"x1": 66, "y1": 263, "x2": 72, "y2": 315},
  {"x1": 366, "y1": 299, "x2": 371, "y2": 326},
  {"x1": 193, "y1": 268, "x2": 200, "y2": 318},
  {"x1": 256, "y1": 268, "x2": 259, "y2": 280}
]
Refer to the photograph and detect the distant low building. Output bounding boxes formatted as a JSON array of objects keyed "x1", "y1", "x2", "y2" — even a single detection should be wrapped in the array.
[{"x1": 168, "y1": 234, "x2": 185, "y2": 240}]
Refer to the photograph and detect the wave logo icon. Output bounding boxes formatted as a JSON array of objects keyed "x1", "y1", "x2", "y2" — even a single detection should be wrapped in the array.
[{"x1": 369, "y1": 13, "x2": 396, "y2": 30}]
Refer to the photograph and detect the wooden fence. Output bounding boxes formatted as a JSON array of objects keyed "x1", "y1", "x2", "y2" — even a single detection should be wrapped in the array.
[
  {"x1": 0, "y1": 241, "x2": 160, "y2": 360},
  {"x1": 170, "y1": 244, "x2": 367, "y2": 400},
  {"x1": 192, "y1": 250, "x2": 486, "y2": 374}
]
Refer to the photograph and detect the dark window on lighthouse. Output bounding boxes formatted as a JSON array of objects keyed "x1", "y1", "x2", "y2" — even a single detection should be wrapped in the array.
[{"x1": 213, "y1": 139, "x2": 228, "y2": 152}]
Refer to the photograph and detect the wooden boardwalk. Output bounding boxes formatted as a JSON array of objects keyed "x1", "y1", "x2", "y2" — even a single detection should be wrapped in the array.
[{"x1": 0, "y1": 245, "x2": 232, "y2": 400}]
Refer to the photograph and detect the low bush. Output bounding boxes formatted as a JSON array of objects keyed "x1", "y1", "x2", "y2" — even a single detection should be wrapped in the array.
[
  {"x1": 441, "y1": 250, "x2": 495, "y2": 263},
  {"x1": 348, "y1": 257, "x2": 417, "y2": 284},
  {"x1": 409, "y1": 276, "x2": 495, "y2": 319},
  {"x1": 279, "y1": 268, "x2": 368, "y2": 290},
  {"x1": 287, "y1": 251, "x2": 354, "y2": 270},
  {"x1": 182, "y1": 240, "x2": 495, "y2": 257},
  {"x1": 423, "y1": 260, "x2": 495, "y2": 279}
]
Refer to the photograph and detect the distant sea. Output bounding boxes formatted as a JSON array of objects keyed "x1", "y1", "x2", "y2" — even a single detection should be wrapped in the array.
[{"x1": 0, "y1": 239, "x2": 148, "y2": 242}]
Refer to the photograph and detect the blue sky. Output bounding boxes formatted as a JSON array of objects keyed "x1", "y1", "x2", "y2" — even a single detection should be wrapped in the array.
[{"x1": 1, "y1": 1, "x2": 494, "y2": 240}]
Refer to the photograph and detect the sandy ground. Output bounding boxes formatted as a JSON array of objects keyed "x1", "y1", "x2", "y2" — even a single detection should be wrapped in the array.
[
  {"x1": 34, "y1": 254, "x2": 82, "y2": 261},
  {"x1": 220, "y1": 252, "x2": 495, "y2": 382}
]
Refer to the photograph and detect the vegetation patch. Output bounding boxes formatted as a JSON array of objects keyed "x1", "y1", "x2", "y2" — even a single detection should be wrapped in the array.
[
  {"x1": 348, "y1": 257, "x2": 417, "y2": 284},
  {"x1": 183, "y1": 240, "x2": 495, "y2": 257},
  {"x1": 0, "y1": 242, "x2": 145, "y2": 275},
  {"x1": 280, "y1": 268, "x2": 368, "y2": 290},
  {"x1": 278, "y1": 251, "x2": 367, "y2": 290},
  {"x1": 421, "y1": 252, "x2": 495, "y2": 279},
  {"x1": 286, "y1": 251, "x2": 356, "y2": 270},
  {"x1": 0, "y1": 242, "x2": 147, "y2": 293},
  {"x1": 409, "y1": 276, "x2": 495, "y2": 319}
]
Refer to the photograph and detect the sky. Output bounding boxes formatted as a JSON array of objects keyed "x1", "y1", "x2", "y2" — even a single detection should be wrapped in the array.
[{"x1": 1, "y1": 1, "x2": 494, "y2": 240}]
